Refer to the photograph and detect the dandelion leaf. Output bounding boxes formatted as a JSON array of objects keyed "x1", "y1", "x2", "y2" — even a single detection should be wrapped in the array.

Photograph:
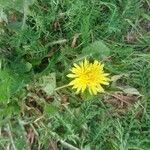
[
  {"x1": 82, "y1": 40, "x2": 110, "y2": 59},
  {"x1": 39, "y1": 73, "x2": 56, "y2": 96}
]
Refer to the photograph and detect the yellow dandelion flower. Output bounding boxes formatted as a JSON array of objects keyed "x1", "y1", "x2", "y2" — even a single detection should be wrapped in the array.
[{"x1": 67, "y1": 59, "x2": 110, "y2": 95}]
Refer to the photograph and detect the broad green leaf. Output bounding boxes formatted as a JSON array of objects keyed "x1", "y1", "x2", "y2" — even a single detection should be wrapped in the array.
[
  {"x1": 82, "y1": 40, "x2": 110, "y2": 59},
  {"x1": 11, "y1": 61, "x2": 32, "y2": 73},
  {"x1": 40, "y1": 73, "x2": 56, "y2": 96}
]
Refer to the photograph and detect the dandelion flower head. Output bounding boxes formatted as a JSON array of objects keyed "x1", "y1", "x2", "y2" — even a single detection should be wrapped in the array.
[{"x1": 67, "y1": 59, "x2": 110, "y2": 95}]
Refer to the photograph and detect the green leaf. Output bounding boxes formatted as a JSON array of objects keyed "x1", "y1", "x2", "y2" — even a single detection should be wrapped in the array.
[
  {"x1": 11, "y1": 61, "x2": 32, "y2": 73},
  {"x1": 25, "y1": 62, "x2": 32, "y2": 72},
  {"x1": 142, "y1": 13, "x2": 150, "y2": 21},
  {"x1": 44, "y1": 104, "x2": 58, "y2": 116},
  {"x1": 0, "y1": 0, "x2": 36, "y2": 12},
  {"x1": 82, "y1": 40, "x2": 110, "y2": 59},
  {"x1": 0, "y1": 70, "x2": 12, "y2": 102},
  {"x1": 7, "y1": 22, "x2": 23, "y2": 31},
  {"x1": 40, "y1": 73, "x2": 56, "y2": 96},
  {"x1": 118, "y1": 86, "x2": 141, "y2": 96},
  {"x1": 0, "y1": 9, "x2": 7, "y2": 23},
  {"x1": 111, "y1": 74, "x2": 129, "y2": 87},
  {"x1": 81, "y1": 90, "x2": 94, "y2": 100}
]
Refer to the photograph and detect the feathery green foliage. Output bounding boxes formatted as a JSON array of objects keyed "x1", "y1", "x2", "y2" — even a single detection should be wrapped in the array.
[{"x1": 0, "y1": 0, "x2": 150, "y2": 149}]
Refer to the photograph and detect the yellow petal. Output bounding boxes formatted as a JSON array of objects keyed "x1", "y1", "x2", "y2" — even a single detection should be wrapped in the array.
[
  {"x1": 97, "y1": 85, "x2": 104, "y2": 93},
  {"x1": 68, "y1": 59, "x2": 110, "y2": 95},
  {"x1": 84, "y1": 58, "x2": 89, "y2": 67},
  {"x1": 70, "y1": 67, "x2": 80, "y2": 74},
  {"x1": 91, "y1": 86, "x2": 98, "y2": 95},
  {"x1": 94, "y1": 60, "x2": 99, "y2": 66},
  {"x1": 100, "y1": 80, "x2": 109, "y2": 85},
  {"x1": 73, "y1": 63, "x2": 80, "y2": 69},
  {"x1": 103, "y1": 73, "x2": 109, "y2": 76},
  {"x1": 100, "y1": 64, "x2": 104, "y2": 70},
  {"x1": 76, "y1": 87, "x2": 82, "y2": 94},
  {"x1": 67, "y1": 74, "x2": 77, "y2": 78},
  {"x1": 81, "y1": 85, "x2": 86, "y2": 93},
  {"x1": 69, "y1": 80, "x2": 77, "y2": 85},
  {"x1": 88, "y1": 88, "x2": 93, "y2": 95}
]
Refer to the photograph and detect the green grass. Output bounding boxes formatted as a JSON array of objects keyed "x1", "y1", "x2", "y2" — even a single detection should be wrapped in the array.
[{"x1": 0, "y1": 0, "x2": 150, "y2": 149}]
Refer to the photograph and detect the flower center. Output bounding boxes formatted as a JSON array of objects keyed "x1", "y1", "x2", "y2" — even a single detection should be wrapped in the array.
[{"x1": 82, "y1": 70, "x2": 96, "y2": 85}]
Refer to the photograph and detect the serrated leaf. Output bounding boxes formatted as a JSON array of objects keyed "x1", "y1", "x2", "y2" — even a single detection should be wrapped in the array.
[{"x1": 82, "y1": 40, "x2": 110, "y2": 59}]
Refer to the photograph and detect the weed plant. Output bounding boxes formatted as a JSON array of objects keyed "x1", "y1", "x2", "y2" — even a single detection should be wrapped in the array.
[{"x1": 0, "y1": 0, "x2": 150, "y2": 149}]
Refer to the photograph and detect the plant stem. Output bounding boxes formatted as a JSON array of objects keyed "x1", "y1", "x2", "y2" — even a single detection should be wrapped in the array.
[
  {"x1": 7, "y1": 123, "x2": 17, "y2": 150},
  {"x1": 55, "y1": 84, "x2": 70, "y2": 91},
  {"x1": 60, "y1": 140, "x2": 80, "y2": 150}
]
